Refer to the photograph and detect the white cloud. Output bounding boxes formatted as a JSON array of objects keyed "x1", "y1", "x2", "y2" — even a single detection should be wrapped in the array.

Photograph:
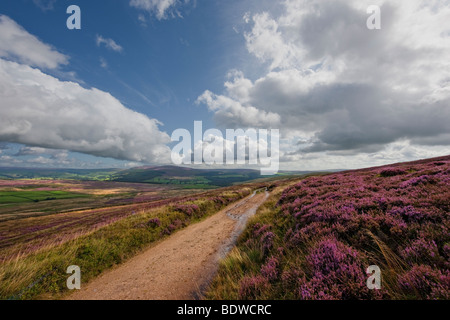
[
  {"x1": 130, "y1": 0, "x2": 190, "y2": 20},
  {"x1": 138, "y1": 14, "x2": 148, "y2": 27},
  {"x1": 0, "y1": 58, "x2": 171, "y2": 164},
  {"x1": 0, "y1": 15, "x2": 68, "y2": 69},
  {"x1": 32, "y1": 0, "x2": 57, "y2": 12},
  {"x1": 27, "y1": 156, "x2": 55, "y2": 165},
  {"x1": 13, "y1": 147, "x2": 70, "y2": 163},
  {"x1": 14, "y1": 146, "x2": 51, "y2": 156},
  {"x1": 197, "y1": 0, "x2": 450, "y2": 167},
  {"x1": 96, "y1": 35, "x2": 123, "y2": 53},
  {"x1": 281, "y1": 140, "x2": 450, "y2": 171},
  {"x1": 197, "y1": 90, "x2": 281, "y2": 129},
  {"x1": 100, "y1": 57, "x2": 108, "y2": 69}
]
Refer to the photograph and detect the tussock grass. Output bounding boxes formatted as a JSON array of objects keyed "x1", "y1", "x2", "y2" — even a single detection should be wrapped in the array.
[{"x1": 206, "y1": 184, "x2": 297, "y2": 300}]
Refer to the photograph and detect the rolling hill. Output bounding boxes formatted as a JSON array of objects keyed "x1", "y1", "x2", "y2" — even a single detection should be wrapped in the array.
[{"x1": 0, "y1": 166, "x2": 312, "y2": 188}]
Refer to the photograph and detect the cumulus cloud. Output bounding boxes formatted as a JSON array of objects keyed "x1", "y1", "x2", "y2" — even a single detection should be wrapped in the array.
[
  {"x1": 96, "y1": 35, "x2": 123, "y2": 53},
  {"x1": 197, "y1": 0, "x2": 450, "y2": 162},
  {"x1": 0, "y1": 58, "x2": 171, "y2": 163},
  {"x1": 197, "y1": 89, "x2": 281, "y2": 129},
  {"x1": 0, "y1": 15, "x2": 68, "y2": 69},
  {"x1": 130, "y1": 0, "x2": 190, "y2": 20},
  {"x1": 0, "y1": 15, "x2": 171, "y2": 165},
  {"x1": 14, "y1": 146, "x2": 51, "y2": 156},
  {"x1": 13, "y1": 146, "x2": 71, "y2": 162},
  {"x1": 1, "y1": 147, "x2": 85, "y2": 168}
]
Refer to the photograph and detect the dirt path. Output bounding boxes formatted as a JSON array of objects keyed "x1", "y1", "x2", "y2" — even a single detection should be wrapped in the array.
[{"x1": 68, "y1": 190, "x2": 269, "y2": 300}]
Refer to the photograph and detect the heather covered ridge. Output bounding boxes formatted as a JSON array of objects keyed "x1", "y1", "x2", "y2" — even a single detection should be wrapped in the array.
[{"x1": 207, "y1": 156, "x2": 450, "y2": 300}]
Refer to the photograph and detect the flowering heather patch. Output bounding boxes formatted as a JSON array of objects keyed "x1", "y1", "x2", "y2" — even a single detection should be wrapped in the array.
[
  {"x1": 400, "y1": 238, "x2": 440, "y2": 263},
  {"x1": 210, "y1": 155, "x2": 450, "y2": 300},
  {"x1": 398, "y1": 265, "x2": 450, "y2": 299},
  {"x1": 379, "y1": 167, "x2": 407, "y2": 177},
  {"x1": 276, "y1": 156, "x2": 449, "y2": 299},
  {"x1": 238, "y1": 275, "x2": 270, "y2": 300},
  {"x1": 245, "y1": 223, "x2": 275, "y2": 255},
  {"x1": 172, "y1": 204, "x2": 201, "y2": 217},
  {"x1": 299, "y1": 237, "x2": 379, "y2": 300},
  {"x1": 147, "y1": 218, "x2": 161, "y2": 228},
  {"x1": 261, "y1": 256, "x2": 280, "y2": 282}
]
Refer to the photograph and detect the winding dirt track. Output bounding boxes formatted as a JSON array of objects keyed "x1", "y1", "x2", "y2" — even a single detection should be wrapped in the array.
[{"x1": 68, "y1": 191, "x2": 269, "y2": 300}]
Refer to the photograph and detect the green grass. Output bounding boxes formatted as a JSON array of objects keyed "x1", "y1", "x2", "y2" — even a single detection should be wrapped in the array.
[{"x1": 0, "y1": 191, "x2": 89, "y2": 204}]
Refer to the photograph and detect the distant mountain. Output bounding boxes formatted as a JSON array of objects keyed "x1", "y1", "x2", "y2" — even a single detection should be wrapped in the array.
[{"x1": 111, "y1": 166, "x2": 266, "y2": 188}]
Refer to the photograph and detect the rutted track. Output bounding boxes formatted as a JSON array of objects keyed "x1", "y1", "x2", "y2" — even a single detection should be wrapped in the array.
[{"x1": 68, "y1": 190, "x2": 269, "y2": 300}]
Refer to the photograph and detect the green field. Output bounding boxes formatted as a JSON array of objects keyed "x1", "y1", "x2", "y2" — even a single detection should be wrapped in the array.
[{"x1": 0, "y1": 191, "x2": 89, "y2": 204}]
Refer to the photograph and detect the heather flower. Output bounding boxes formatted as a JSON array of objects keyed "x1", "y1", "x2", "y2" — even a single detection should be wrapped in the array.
[
  {"x1": 161, "y1": 224, "x2": 176, "y2": 236},
  {"x1": 173, "y1": 204, "x2": 200, "y2": 217},
  {"x1": 300, "y1": 237, "x2": 378, "y2": 300},
  {"x1": 261, "y1": 256, "x2": 279, "y2": 282},
  {"x1": 253, "y1": 224, "x2": 272, "y2": 237},
  {"x1": 389, "y1": 206, "x2": 425, "y2": 222},
  {"x1": 400, "y1": 238, "x2": 440, "y2": 264},
  {"x1": 277, "y1": 247, "x2": 285, "y2": 256},
  {"x1": 172, "y1": 219, "x2": 183, "y2": 229},
  {"x1": 400, "y1": 175, "x2": 434, "y2": 188},
  {"x1": 260, "y1": 232, "x2": 275, "y2": 254},
  {"x1": 379, "y1": 168, "x2": 406, "y2": 177},
  {"x1": 147, "y1": 218, "x2": 161, "y2": 228},
  {"x1": 284, "y1": 228, "x2": 303, "y2": 247},
  {"x1": 381, "y1": 214, "x2": 408, "y2": 235},
  {"x1": 398, "y1": 265, "x2": 450, "y2": 299},
  {"x1": 299, "y1": 277, "x2": 342, "y2": 300},
  {"x1": 443, "y1": 243, "x2": 450, "y2": 260},
  {"x1": 238, "y1": 276, "x2": 269, "y2": 300},
  {"x1": 306, "y1": 238, "x2": 359, "y2": 277}
]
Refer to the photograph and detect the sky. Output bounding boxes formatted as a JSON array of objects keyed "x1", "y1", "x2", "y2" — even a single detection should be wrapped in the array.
[{"x1": 0, "y1": 0, "x2": 449, "y2": 171}]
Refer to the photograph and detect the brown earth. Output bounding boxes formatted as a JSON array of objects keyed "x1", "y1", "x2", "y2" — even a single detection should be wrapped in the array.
[{"x1": 67, "y1": 190, "x2": 269, "y2": 300}]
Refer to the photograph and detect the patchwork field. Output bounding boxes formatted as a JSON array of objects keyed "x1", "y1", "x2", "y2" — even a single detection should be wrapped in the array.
[{"x1": 0, "y1": 179, "x2": 202, "y2": 222}]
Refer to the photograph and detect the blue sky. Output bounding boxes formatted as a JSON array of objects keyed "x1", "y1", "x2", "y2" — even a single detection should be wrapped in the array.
[
  {"x1": 1, "y1": 0, "x2": 247, "y2": 131},
  {"x1": 0, "y1": 0, "x2": 449, "y2": 170}
]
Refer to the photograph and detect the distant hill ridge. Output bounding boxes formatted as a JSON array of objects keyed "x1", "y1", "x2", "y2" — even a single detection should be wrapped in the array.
[{"x1": 0, "y1": 165, "x2": 312, "y2": 188}]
